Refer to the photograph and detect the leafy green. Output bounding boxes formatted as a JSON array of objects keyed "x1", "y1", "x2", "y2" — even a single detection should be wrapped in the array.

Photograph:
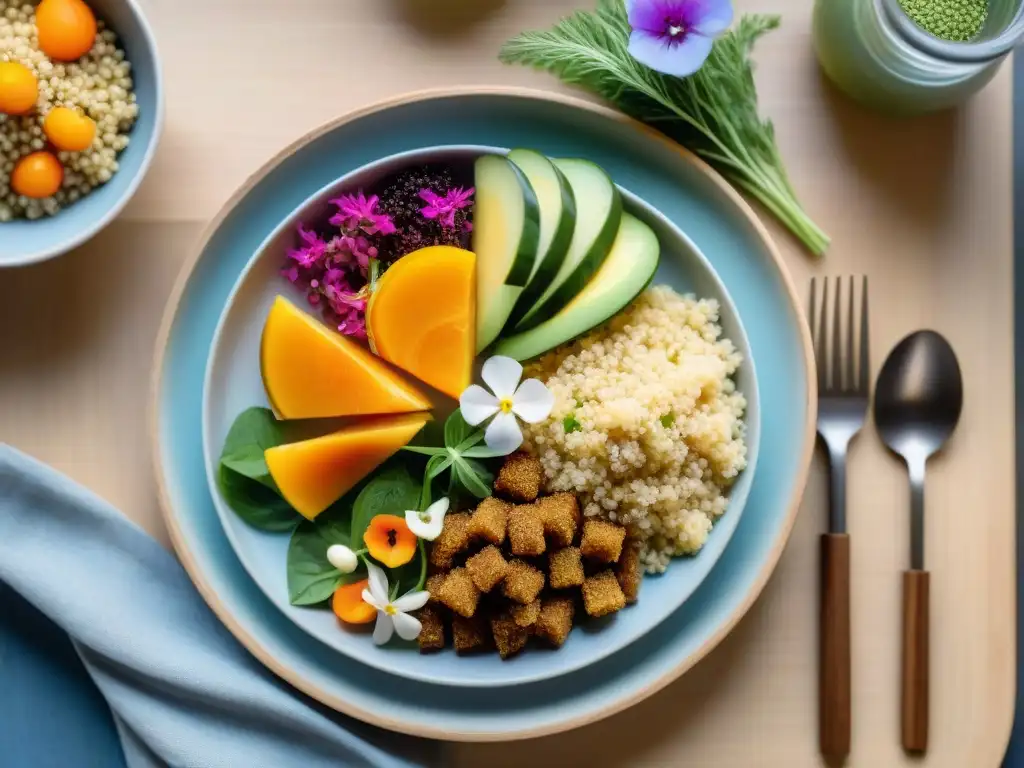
[
  {"x1": 349, "y1": 465, "x2": 422, "y2": 547},
  {"x1": 217, "y1": 464, "x2": 297, "y2": 532},
  {"x1": 407, "y1": 410, "x2": 500, "y2": 509},
  {"x1": 660, "y1": 412, "x2": 675, "y2": 428},
  {"x1": 444, "y1": 408, "x2": 475, "y2": 449},
  {"x1": 286, "y1": 514, "x2": 361, "y2": 605},
  {"x1": 219, "y1": 406, "x2": 284, "y2": 488},
  {"x1": 563, "y1": 414, "x2": 582, "y2": 434},
  {"x1": 500, "y1": 4, "x2": 829, "y2": 256}
]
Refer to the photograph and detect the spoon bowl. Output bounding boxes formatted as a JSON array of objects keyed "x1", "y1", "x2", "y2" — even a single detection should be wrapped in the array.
[{"x1": 874, "y1": 330, "x2": 963, "y2": 463}]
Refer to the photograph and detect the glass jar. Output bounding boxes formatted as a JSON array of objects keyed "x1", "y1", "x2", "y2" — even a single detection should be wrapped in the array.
[{"x1": 813, "y1": 0, "x2": 1023, "y2": 114}]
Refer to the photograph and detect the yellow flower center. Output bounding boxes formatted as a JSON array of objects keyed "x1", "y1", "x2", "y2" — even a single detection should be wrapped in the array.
[
  {"x1": 385, "y1": 604, "x2": 397, "y2": 616},
  {"x1": 499, "y1": 398, "x2": 514, "y2": 413}
]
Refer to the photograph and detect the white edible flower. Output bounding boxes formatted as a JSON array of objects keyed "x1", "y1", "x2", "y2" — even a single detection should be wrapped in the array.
[
  {"x1": 405, "y1": 497, "x2": 449, "y2": 541},
  {"x1": 326, "y1": 544, "x2": 358, "y2": 574},
  {"x1": 361, "y1": 562, "x2": 430, "y2": 645},
  {"x1": 459, "y1": 356, "x2": 554, "y2": 455}
]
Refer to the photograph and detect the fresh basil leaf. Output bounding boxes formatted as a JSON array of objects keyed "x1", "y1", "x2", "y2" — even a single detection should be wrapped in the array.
[
  {"x1": 461, "y1": 445, "x2": 509, "y2": 458},
  {"x1": 219, "y1": 407, "x2": 284, "y2": 487},
  {"x1": 401, "y1": 445, "x2": 448, "y2": 456},
  {"x1": 217, "y1": 464, "x2": 297, "y2": 532},
  {"x1": 452, "y1": 455, "x2": 492, "y2": 498},
  {"x1": 350, "y1": 465, "x2": 421, "y2": 547},
  {"x1": 287, "y1": 515, "x2": 360, "y2": 606},
  {"x1": 444, "y1": 409, "x2": 474, "y2": 448}
]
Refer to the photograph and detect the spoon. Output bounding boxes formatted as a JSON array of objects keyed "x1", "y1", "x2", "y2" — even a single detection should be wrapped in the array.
[{"x1": 873, "y1": 330, "x2": 963, "y2": 754}]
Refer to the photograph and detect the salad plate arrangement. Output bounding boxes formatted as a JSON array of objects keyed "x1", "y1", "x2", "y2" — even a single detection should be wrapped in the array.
[
  {"x1": 154, "y1": 86, "x2": 814, "y2": 737},
  {"x1": 202, "y1": 145, "x2": 759, "y2": 686}
]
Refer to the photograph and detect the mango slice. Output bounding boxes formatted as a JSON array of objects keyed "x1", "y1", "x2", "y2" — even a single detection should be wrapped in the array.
[
  {"x1": 260, "y1": 296, "x2": 431, "y2": 419},
  {"x1": 367, "y1": 246, "x2": 476, "y2": 400},
  {"x1": 265, "y1": 413, "x2": 429, "y2": 520}
]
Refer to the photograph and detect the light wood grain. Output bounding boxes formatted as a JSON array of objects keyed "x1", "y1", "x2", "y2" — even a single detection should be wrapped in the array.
[{"x1": 0, "y1": 0, "x2": 1015, "y2": 765}]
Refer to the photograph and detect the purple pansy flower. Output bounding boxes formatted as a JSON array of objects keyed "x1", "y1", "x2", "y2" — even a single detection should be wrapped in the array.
[
  {"x1": 418, "y1": 186, "x2": 474, "y2": 229},
  {"x1": 626, "y1": 0, "x2": 733, "y2": 77}
]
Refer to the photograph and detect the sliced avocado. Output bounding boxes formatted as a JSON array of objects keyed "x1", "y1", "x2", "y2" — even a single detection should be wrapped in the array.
[
  {"x1": 472, "y1": 154, "x2": 541, "y2": 352},
  {"x1": 494, "y1": 213, "x2": 660, "y2": 362},
  {"x1": 514, "y1": 158, "x2": 622, "y2": 332},
  {"x1": 503, "y1": 149, "x2": 576, "y2": 329}
]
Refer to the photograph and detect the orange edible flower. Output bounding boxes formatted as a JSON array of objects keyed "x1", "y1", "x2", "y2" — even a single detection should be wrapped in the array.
[
  {"x1": 363, "y1": 514, "x2": 417, "y2": 568},
  {"x1": 332, "y1": 580, "x2": 375, "y2": 624}
]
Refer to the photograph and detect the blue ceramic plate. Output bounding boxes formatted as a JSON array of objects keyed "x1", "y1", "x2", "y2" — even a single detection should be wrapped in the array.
[
  {"x1": 153, "y1": 88, "x2": 814, "y2": 739},
  {"x1": 201, "y1": 145, "x2": 760, "y2": 687},
  {"x1": 0, "y1": 0, "x2": 163, "y2": 267}
]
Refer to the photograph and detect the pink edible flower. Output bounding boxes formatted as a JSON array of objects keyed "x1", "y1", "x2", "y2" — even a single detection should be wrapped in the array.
[
  {"x1": 329, "y1": 191, "x2": 396, "y2": 236},
  {"x1": 418, "y1": 186, "x2": 474, "y2": 229},
  {"x1": 286, "y1": 224, "x2": 328, "y2": 269}
]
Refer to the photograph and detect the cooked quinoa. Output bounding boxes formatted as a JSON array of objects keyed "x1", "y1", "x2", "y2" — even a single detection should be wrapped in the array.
[
  {"x1": 0, "y1": 0, "x2": 138, "y2": 220},
  {"x1": 522, "y1": 286, "x2": 747, "y2": 573}
]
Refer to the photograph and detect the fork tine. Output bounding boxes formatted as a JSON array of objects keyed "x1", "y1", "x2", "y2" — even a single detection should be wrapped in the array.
[
  {"x1": 832, "y1": 275, "x2": 843, "y2": 391},
  {"x1": 817, "y1": 277, "x2": 829, "y2": 391},
  {"x1": 859, "y1": 276, "x2": 870, "y2": 394},
  {"x1": 847, "y1": 276, "x2": 855, "y2": 393}
]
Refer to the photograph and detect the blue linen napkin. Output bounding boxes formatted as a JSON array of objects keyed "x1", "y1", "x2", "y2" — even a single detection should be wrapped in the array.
[{"x1": 0, "y1": 445, "x2": 439, "y2": 768}]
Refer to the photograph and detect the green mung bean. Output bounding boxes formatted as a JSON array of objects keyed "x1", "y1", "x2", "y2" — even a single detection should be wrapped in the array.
[{"x1": 897, "y1": 0, "x2": 988, "y2": 42}]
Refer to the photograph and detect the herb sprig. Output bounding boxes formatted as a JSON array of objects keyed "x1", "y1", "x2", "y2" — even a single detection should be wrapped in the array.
[
  {"x1": 403, "y1": 410, "x2": 503, "y2": 508},
  {"x1": 500, "y1": 3, "x2": 830, "y2": 256}
]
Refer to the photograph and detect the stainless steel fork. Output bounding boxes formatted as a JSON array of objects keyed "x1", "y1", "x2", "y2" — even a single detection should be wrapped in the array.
[{"x1": 810, "y1": 275, "x2": 870, "y2": 760}]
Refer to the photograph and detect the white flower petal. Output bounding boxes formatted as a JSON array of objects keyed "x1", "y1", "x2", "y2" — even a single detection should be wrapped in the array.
[
  {"x1": 405, "y1": 509, "x2": 444, "y2": 541},
  {"x1": 393, "y1": 590, "x2": 430, "y2": 613},
  {"x1": 459, "y1": 385, "x2": 499, "y2": 426},
  {"x1": 326, "y1": 544, "x2": 357, "y2": 574},
  {"x1": 361, "y1": 588, "x2": 385, "y2": 611},
  {"x1": 365, "y1": 561, "x2": 389, "y2": 604},
  {"x1": 512, "y1": 378, "x2": 555, "y2": 424},
  {"x1": 484, "y1": 411, "x2": 523, "y2": 455},
  {"x1": 426, "y1": 497, "x2": 450, "y2": 517},
  {"x1": 481, "y1": 356, "x2": 523, "y2": 400},
  {"x1": 372, "y1": 613, "x2": 394, "y2": 645},
  {"x1": 392, "y1": 611, "x2": 423, "y2": 641}
]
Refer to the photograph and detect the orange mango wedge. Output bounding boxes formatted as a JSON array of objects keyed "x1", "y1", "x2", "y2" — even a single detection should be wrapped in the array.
[
  {"x1": 367, "y1": 246, "x2": 475, "y2": 400},
  {"x1": 265, "y1": 412, "x2": 429, "y2": 520},
  {"x1": 261, "y1": 295, "x2": 431, "y2": 419}
]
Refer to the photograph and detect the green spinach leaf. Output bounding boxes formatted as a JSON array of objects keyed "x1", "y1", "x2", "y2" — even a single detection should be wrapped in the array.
[
  {"x1": 217, "y1": 464, "x2": 297, "y2": 532},
  {"x1": 219, "y1": 407, "x2": 284, "y2": 488},
  {"x1": 349, "y1": 465, "x2": 421, "y2": 546},
  {"x1": 286, "y1": 515, "x2": 360, "y2": 606}
]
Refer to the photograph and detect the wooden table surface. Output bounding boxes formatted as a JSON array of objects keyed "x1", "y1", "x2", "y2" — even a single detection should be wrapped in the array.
[{"x1": 0, "y1": 1, "x2": 1015, "y2": 765}]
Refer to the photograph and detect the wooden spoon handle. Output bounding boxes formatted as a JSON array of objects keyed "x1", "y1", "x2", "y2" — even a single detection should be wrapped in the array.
[
  {"x1": 820, "y1": 533, "x2": 851, "y2": 758},
  {"x1": 902, "y1": 570, "x2": 930, "y2": 753}
]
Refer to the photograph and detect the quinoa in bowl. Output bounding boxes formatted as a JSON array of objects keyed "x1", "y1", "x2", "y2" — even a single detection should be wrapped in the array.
[
  {"x1": 522, "y1": 285, "x2": 748, "y2": 573},
  {"x1": 0, "y1": 0, "x2": 139, "y2": 221}
]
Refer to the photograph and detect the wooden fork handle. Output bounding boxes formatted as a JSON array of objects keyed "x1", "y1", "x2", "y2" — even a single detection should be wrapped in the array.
[
  {"x1": 902, "y1": 570, "x2": 929, "y2": 753},
  {"x1": 820, "y1": 533, "x2": 851, "y2": 758}
]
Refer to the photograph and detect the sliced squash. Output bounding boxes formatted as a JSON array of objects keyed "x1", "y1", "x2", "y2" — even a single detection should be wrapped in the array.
[
  {"x1": 260, "y1": 295, "x2": 431, "y2": 419},
  {"x1": 265, "y1": 412, "x2": 430, "y2": 520},
  {"x1": 367, "y1": 246, "x2": 475, "y2": 400}
]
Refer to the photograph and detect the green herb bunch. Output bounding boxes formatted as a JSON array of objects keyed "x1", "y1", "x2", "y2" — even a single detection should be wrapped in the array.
[
  {"x1": 402, "y1": 409, "x2": 506, "y2": 508},
  {"x1": 500, "y1": 2, "x2": 830, "y2": 256}
]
